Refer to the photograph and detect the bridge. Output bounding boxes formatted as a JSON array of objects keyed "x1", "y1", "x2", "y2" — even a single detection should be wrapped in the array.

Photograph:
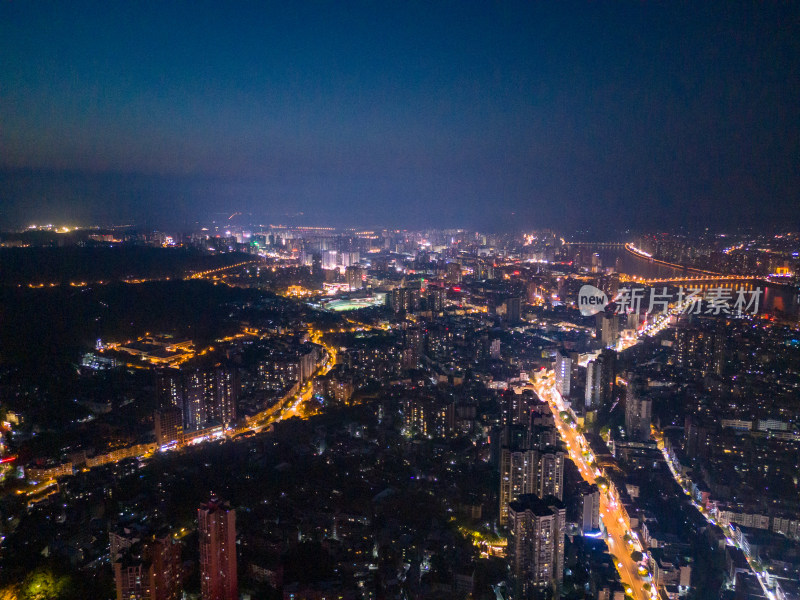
[
  {"x1": 623, "y1": 243, "x2": 722, "y2": 276},
  {"x1": 622, "y1": 274, "x2": 767, "y2": 286},
  {"x1": 563, "y1": 242, "x2": 626, "y2": 247}
]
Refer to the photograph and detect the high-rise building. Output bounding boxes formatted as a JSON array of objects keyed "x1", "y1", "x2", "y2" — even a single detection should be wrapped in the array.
[
  {"x1": 208, "y1": 368, "x2": 238, "y2": 427},
  {"x1": 526, "y1": 281, "x2": 543, "y2": 305},
  {"x1": 505, "y1": 296, "x2": 522, "y2": 324},
  {"x1": 596, "y1": 312, "x2": 619, "y2": 347},
  {"x1": 403, "y1": 395, "x2": 448, "y2": 438},
  {"x1": 389, "y1": 287, "x2": 419, "y2": 314},
  {"x1": 536, "y1": 449, "x2": 565, "y2": 501},
  {"x1": 507, "y1": 494, "x2": 566, "y2": 599},
  {"x1": 675, "y1": 321, "x2": 726, "y2": 375},
  {"x1": 341, "y1": 251, "x2": 360, "y2": 268},
  {"x1": 585, "y1": 360, "x2": 602, "y2": 410},
  {"x1": 345, "y1": 265, "x2": 365, "y2": 290},
  {"x1": 114, "y1": 557, "x2": 150, "y2": 600},
  {"x1": 321, "y1": 250, "x2": 338, "y2": 270},
  {"x1": 554, "y1": 351, "x2": 572, "y2": 399},
  {"x1": 445, "y1": 401, "x2": 477, "y2": 436},
  {"x1": 575, "y1": 482, "x2": 601, "y2": 534},
  {"x1": 113, "y1": 532, "x2": 182, "y2": 600},
  {"x1": 149, "y1": 534, "x2": 183, "y2": 600},
  {"x1": 402, "y1": 327, "x2": 424, "y2": 369},
  {"x1": 184, "y1": 370, "x2": 208, "y2": 432},
  {"x1": 500, "y1": 447, "x2": 538, "y2": 527},
  {"x1": 530, "y1": 424, "x2": 558, "y2": 449},
  {"x1": 585, "y1": 349, "x2": 616, "y2": 411},
  {"x1": 156, "y1": 369, "x2": 184, "y2": 410},
  {"x1": 492, "y1": 424, "x2": 532, "y2": 467},
  {"x1": 499, "y1": 433, "x2": 564, "y2": 526},
  {"x1": 199, "y1": 498, "x2": 238, "y2": 600},
  {"x1": 426, "y1": 286, "x2": 445, "y2": 313},
  {"x1": 182, "y1": 368, "x2": 238, "y2": 432},
  {"x1": 155, "y1": 407, "x2": 183, "y2": 447},
  {"x1": 298, "y1": 345, "x2": 320, "y2": 383},
  {"x1": 446, "y1": 262, "x2": 462, "y2": 284},
  {"x1": 625, "y1": 378, "x2": 652, "y2": 441},
  {"x1": 502, "y1": 391, "x2": 537, "y2": 426},
  {"x1": 310, "y1": 253, "x2": 323, "y2": 285},
  {"x1": 624, "y1": 309, "x2": 641, "y2": 332}
]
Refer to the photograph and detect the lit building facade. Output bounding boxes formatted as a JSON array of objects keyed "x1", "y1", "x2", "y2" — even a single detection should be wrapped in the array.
[{"x1": 507, "y1": 494, "x2": 566, "y2": 599}]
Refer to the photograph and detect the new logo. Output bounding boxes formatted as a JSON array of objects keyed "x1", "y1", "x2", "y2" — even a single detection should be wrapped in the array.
[{"x1": 577, "y1": 285, "x2": 608, "y2": 316}]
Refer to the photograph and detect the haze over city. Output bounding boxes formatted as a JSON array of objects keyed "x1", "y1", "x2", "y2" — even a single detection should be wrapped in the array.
[{"x1": 2, "y1": 1, "x2": 799, "y2": 232}]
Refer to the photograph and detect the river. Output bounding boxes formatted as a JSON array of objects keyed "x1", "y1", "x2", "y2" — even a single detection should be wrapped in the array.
[{"x1": 587, "y1": 245, "x2": 799, "y2": 318}]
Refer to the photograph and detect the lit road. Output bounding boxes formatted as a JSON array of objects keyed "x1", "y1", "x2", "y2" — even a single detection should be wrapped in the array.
[
  {"x1": 188, "y1": 260, "x2": 260, "y2": 280},
  {"x1": 243, "y1": 370, "x2": 319, "y2": 433},
  {"x1": 21, "y1": 304, "x2": 346, "y2": 495},
  {"x1": 531, "y1": 290, "x2": 740, "y2": 598},
  {"x1": 615, "y1": 295, "x2": 697, "y2": 352},
  {"x1": 537, "y1": 293, "x2": 700, "y2": 596},
  {"x1": 240, "y1": 330, "x2": 337, "y2": 434},
  {"x1": 529, "y1": 374, "x2": 654, "y2": 600}
]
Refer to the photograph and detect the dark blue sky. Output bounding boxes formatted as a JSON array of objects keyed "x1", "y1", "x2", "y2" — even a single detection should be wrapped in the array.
[{"x1": 1, "y1": 1, "x2": 799, "y2": 232}]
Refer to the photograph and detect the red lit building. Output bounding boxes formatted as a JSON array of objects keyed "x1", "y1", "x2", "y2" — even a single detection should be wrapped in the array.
[{"x1": 198, "y1": 497, "x2": 238, "y2": 600}]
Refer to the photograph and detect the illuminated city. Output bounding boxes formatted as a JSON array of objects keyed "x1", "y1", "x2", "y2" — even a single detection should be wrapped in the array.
[{"x1": 1, "y1": 3, "x2": 799, "y2": 600}]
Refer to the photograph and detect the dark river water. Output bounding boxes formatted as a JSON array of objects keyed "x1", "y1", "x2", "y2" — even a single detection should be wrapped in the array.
[{"x1": 591, "y1": 245, "x2": 799, "y2": 317}]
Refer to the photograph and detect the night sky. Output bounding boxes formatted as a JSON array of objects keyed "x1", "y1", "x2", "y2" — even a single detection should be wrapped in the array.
[{"x1": 1, "y1": 1, "x2": 799, "y2": 233}]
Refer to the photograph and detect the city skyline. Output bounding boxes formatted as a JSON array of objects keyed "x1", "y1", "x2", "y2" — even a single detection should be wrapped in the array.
[
  {"x1": 0, "y1": 227, "x2": 797, "y2": 598},
  {"x1": 2, "y1": 2, "x2": 800, "y2": 599}
]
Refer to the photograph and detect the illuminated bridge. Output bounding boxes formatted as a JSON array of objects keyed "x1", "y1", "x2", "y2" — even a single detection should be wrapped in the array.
[
  {"x1": 623, "y1": 243, "x2": 722, "y2": 276},
  {"x1": 563, "y1": 242, "x2": 626, "y2": 247},
  {"x1": 623, "y1": 274, "x2": 767, "y2": 286}
]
